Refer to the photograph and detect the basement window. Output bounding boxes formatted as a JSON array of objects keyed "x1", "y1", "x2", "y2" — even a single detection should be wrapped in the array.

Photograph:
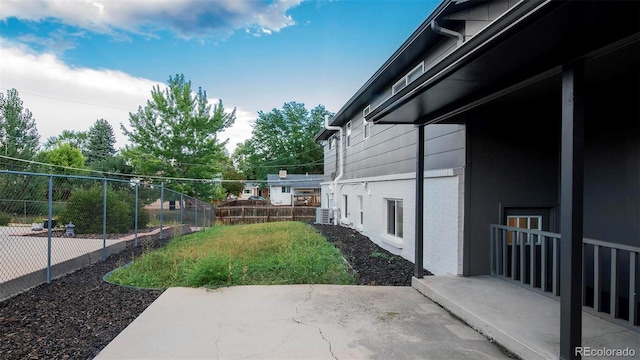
[{"x1": 386, "y1": 199, "x2": 403, "y2": 238}]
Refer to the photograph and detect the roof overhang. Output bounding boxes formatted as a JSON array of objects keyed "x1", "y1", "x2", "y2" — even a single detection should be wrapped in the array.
[{"x1": 366, "y1": 0, "x2": 640, "y2": 125}]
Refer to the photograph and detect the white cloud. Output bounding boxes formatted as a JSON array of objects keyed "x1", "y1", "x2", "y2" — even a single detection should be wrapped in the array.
[
  {"x1": 0, "y1": 0, "x2": 302, "y2": 40},
  {"x1": 0, "y1": 39, "x2": 254, "y2": 154}
]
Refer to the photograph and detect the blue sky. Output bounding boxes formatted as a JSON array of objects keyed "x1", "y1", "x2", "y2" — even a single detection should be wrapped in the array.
[{"x1": 0, "y1": 0, "x2": 439, "y2": 153}]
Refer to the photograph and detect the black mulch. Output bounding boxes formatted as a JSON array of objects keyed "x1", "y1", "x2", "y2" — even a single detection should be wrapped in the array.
[{"x1": 0, "y1": 223, "x2": 417, "y2": 359}]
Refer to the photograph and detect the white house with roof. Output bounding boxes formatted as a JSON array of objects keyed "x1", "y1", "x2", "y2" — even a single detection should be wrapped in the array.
[{"x1": 267, "y1": 171, "x2": 322, "y2": 206}]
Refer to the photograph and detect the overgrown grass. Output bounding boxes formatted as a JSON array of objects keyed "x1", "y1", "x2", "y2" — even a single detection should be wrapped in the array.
[{"x1": 107, "y1": 221, "x2": 355, "y2": 289}]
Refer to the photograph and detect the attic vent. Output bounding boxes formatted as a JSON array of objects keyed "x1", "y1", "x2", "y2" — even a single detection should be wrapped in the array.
[
  {"x1": 392, "y1": 62, "x2": 424, "y2": 95},
  {"x1": 362, "y1": 105, "x2": 371, "y2": 117}
]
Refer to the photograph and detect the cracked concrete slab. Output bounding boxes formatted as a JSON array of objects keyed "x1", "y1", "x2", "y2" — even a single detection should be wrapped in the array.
[{"x1": 96, "y1": 285, "x2": 511, "y2": 359}]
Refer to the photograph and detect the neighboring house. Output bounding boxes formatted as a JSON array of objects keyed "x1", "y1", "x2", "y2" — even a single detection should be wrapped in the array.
[
  {"x1": 240, "y1": 182, "x2": 268, "y2": 199},
  {"x1": 267, "y1": 171, "x2": 322, "y2": 206},
  {"x1": 316, "y1": 0, "x2": 638, "y2": 356}
]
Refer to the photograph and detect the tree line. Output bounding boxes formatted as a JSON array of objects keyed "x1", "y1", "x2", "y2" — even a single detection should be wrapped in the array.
[{"x1": 0, "y1": 74, "x2": 330, "y2": 202}]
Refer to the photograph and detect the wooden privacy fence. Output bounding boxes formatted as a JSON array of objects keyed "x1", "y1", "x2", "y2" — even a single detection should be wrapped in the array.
[{"x1": 215, "y1": 206, "x2": 316, "y2": 225}]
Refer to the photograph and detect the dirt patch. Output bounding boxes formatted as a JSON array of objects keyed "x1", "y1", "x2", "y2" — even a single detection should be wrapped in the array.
[{"x1": 0, "y1": 222, "x2": 420, "y2": 359}]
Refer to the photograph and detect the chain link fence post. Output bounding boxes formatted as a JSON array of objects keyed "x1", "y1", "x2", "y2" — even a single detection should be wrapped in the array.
[
  {"x1": 134, "y1": 182, "x2": 139, "y2": 247},
  {"x1": 159, "y1": 183, "x2": 164, "y2": 240},
  {"x1": 102, "y1": 178, "x2": 107, "y2": 260},
  {"x1": 46, "y1": 175, "x2": 53, "y2": 283},
  {"x1": 180, "y1": 194, "x2": 184, "y2": 233}
]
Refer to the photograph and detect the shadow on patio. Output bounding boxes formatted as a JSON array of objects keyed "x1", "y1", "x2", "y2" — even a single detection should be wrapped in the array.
[{"x1": 412, "y1": 276, "x2": 639, "y2": 360}]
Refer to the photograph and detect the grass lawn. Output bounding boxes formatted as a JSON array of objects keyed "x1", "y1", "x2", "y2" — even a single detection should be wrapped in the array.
[{"x1": 107, "y1": 221, "x2": 355, "y2": 289}]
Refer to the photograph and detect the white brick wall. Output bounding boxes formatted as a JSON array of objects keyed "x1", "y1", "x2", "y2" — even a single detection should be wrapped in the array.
[
  {"x1": 320, "y1": 169, "x2": 464, "y2": 275},
  {"x1": 423, "y1": 174, "x2": 461, "y2": 275}
]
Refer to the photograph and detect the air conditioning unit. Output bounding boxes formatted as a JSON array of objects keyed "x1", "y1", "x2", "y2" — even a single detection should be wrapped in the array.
[{"x1": 315, "y1": 208, "x2": 332, "y2": 224}]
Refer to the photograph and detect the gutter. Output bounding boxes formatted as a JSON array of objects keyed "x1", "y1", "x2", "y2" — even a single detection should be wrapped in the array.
[
  {"x1": 325, "y1": 0, "x2": 456, "y2": 128},
  {"x1": 366, "y1": 0, "x2": 551, "y2": 124},
  {"x1": 324, "y1": 115, "x2": 344, "y2": 225}
]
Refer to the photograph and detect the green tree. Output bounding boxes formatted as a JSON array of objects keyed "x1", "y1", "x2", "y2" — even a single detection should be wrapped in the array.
[
  {"x1": 43, "y1": 130, "x2": 88, "y2": 152},
  {"x1": 121, "y1": 74, "x2": 236, "y2": 200},
  {"x1": 0, "y1": 89, "x2": 43, "y2": 215},
  {"x1": 35, "y1": 143, "x2": 86, "y2": 201},
  {"x1": 35, "y1": 143, "x2": 86, "y2": 174},
  {"x1": 86, "y1": 119, "x2": 116, "y2": 164},
  {"x1": 0, "y1": 88, "x2": 40, "y2": 170},
  {"x1": 233, "y1": 102, "x2": 331, "y2": 180},
  {"x1": 221, "y1": 167, "x2": 245, "y2": 198}
]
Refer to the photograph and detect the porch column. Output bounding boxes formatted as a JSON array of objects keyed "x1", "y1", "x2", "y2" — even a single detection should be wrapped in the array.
[
  {"x1": 415, "y1": 124, "x2": 425, "y2": 278},
  {"x1": 560, "y1": 61, "x2": 585, "y2": 360}
]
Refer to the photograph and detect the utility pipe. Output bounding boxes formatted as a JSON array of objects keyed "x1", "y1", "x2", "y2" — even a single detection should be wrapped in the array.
[{"x1": 324, "y1": 115, "x2": 344, "y2": 225}]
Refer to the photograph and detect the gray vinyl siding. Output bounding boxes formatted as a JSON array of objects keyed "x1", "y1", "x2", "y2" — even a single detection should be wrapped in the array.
[{"x1": 323, "y1": 117, "x2": 465, "y2": 181}]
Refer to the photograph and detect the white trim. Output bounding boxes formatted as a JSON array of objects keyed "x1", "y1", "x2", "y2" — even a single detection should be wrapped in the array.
[
  {"x1": 362, "y1": 105, "x2": 371, "y2": 117},
  {"x1": 363, "y1": 121, "x2": 371, "y2": 139},
  {"x1": 392, "y1": 61, "x2": 425, "y2": 95},
  {"x1": 319, "y1": 168, "x2": 463, "y2": 186}
]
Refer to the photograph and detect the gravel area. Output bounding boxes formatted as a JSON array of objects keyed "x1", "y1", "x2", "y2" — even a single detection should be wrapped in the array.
[{"x1": 0, "y1": 222, "x2": 418, "y2": 359}]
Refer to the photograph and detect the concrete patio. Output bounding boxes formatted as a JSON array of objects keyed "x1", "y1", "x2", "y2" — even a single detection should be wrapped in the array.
[{"x1": 412, "y1": 275, "x2": 639, "y2": 360}]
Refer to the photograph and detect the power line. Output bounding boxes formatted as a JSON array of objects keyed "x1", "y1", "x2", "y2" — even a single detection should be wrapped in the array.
[
  {"x1": 0, "y1": 87, "x2": 137, "y2": 112},
  {"x1": 0, "y1": 155, "x2": 324, "y2": 184}
]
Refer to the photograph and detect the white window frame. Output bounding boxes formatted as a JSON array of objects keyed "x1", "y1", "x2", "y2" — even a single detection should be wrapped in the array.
[
  {"x1": 282, "y1": 186, "x2": 291, "y2": 193},
  {"x1": 386, "y1": 199, "x2": 403, "y2": 238},
  {"x1": 346, "y1": 121, "x2": 352, "y2": 148},
  {"x1": 343, "y1": 195, "x2": 348, "y2": 219},
  {"x1": 392, "y1": 62, "x2": 424, "y2": 95},
  {"x1": 363, "y1": 121, "x2": 371, "y2": 139},
  {"x1": 363, "y1": 105, "x2": 371, "y2": 140}
]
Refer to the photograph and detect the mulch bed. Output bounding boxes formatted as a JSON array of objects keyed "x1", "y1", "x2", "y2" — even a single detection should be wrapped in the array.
[{"x1": 0, "y1": 222, "x2": 417, "y2": 359}]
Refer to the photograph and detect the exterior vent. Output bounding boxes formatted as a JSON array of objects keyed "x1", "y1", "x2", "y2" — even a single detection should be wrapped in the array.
[
  {"x1": 363, "y1": 105, "x2": 371, "y2": 117},
  {"x1": 315, "y1": 208, "x2": 332, "y2": 224},
  {"x1": 279, "y1": 170, "x2": 287, "y2": 179}
]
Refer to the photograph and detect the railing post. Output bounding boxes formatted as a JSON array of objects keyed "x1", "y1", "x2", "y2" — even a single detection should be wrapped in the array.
[
  {"x1": 520, "y1": 231, "x2": 525, "y2": 283},
  {"x1": 594, "y1": 246, "x2": 600, "y2": 312},
  {"x1": 630, "y1": 252, "x2": 636, "y2": 326},
  {"x1": 102, "y1": 178, "x2": 107, "y2": 260},
  {"x1": 530, "y1": 233, "x2": 536, "y2": 287},
  {"x1": 610, "y1": 248, "x2": 617, "y2": 319},
  {"x1": 553, "y1": 237, "x2": 559, "y2": 296},
  {"x1": 489, "y1": 225, "x2": 497, "y2": 275},
  {"x1": 46, "y1": 176, "x2": 53, "y2": 283},
  {"x1": 541, "y1": 236, "x2": 547, "y2": 292},
  {"x1": 511, "y1": 230, "x2": 517, "y2": 280},
  {"x1": 502, "y1": 229, "x2": 507, "y2": 276}
]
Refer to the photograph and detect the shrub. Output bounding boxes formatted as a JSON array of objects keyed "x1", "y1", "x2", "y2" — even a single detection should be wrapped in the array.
[
  {"x1": 0, "y1": 212, "x2": 10, "y2": 226},
  {"x1": 60, "y1": 185, "x2": 149, "y2": 234}
]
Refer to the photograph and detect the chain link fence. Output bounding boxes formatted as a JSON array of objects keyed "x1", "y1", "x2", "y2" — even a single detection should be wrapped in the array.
[{"x1": 0, "y1": 170, "x2": 214, "y2": 301}]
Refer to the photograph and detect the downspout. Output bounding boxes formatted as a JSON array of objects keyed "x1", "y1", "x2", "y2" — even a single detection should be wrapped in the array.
[
  {"x1": 324, "y1": 115, "x2": 344, "y2": 225},
  {"x1": 430, "y1": 19, "x2": 464, "y2": 46}
]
